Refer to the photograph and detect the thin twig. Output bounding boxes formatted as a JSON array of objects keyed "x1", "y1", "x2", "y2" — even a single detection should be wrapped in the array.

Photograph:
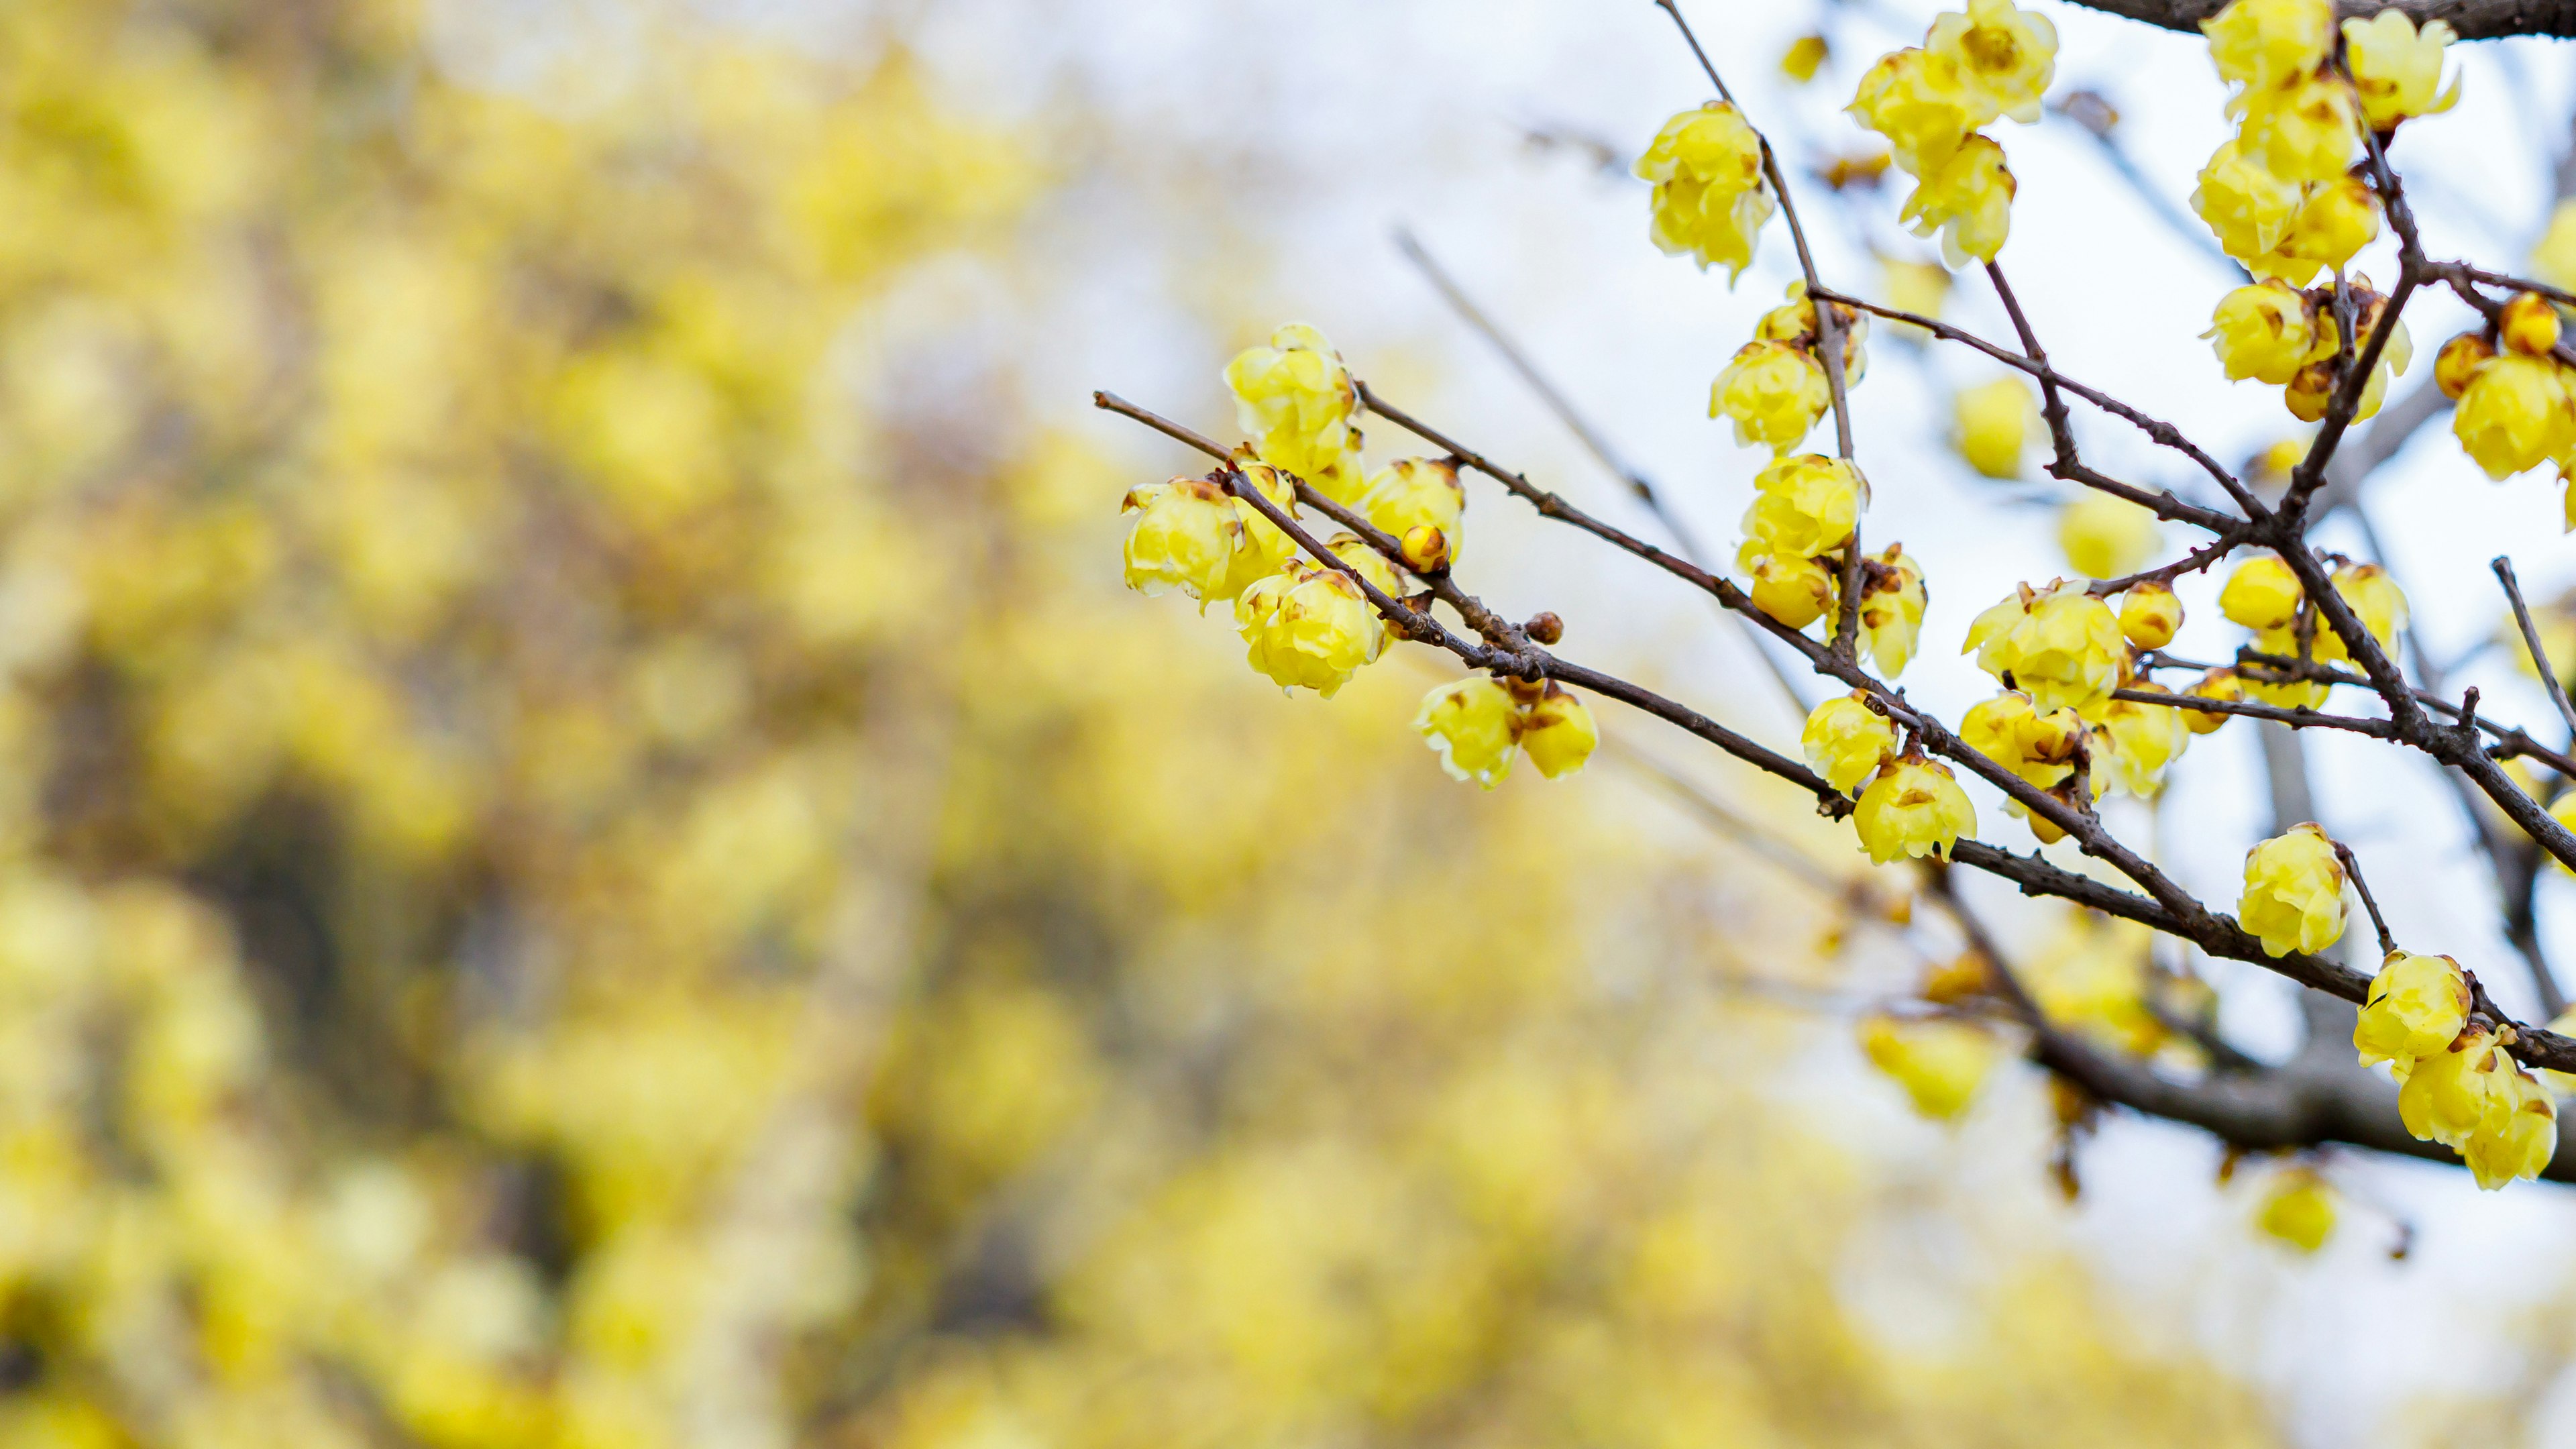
[
  {"x1": 2495, "y1": 555, "x2": 2576, "y2": 741},
  {"x1": 2333, "y1": 841, "x2": 2400, "y2": 958}
]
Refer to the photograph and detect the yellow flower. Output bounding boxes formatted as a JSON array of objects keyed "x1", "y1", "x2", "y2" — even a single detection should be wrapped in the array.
[
  {"x1": 2353, "y1": 950, "x2": 2471, "y2": 1071},
  {"x1": 2202, "y1": 0, "x2": 2333, "y2": 93},
  {"x1": 1955, "y1": 375, "x2": 2037, "y2": 478},
  {"x1": 1743, "y1": 453, "x2": 1867, "y2": 559},
  {"x1": 1900, "y1": 133, "x2": 2016, "y2": 267},
  {"x1": 2249, "y1": 178, "x2": 2381, "y2": 286},
  {"x1": 1635, "y1": 103, "x2": 1775, "y2": 280},
  {"x1": 2119, "y1": 582, "x2": 2183, "y2": 649},
  {"x1": 2254, "y1": 1169, "x2": 2336, "y2": 1252},
  {"x1": 1858, "y1": 1014, "x2": 1999, "y2": 1120},
  {"x1": 2094, "y1": 688, "x2": 2188, "y2": 798},
  {"x1": 2502, "y1": 292, "x2": 2562, "y2": 358},
  {"x1": 2058, "y1": 494, "x2": 2161, "y2": 582},
  {"x1": 2193, "y1": 138, "x2": 2306, "y2": 262},
  {"x1": 2454, "y1": 354, "x2": 2574, "y2": 480},
  {"x1": 2204, "y1": 280, "x2": 2326, "y2": 384},
  {"x1": 1780, "y1": 34, "x2": 1831, "y2": 83},
  {"x1": 1361, "y1": 458, "x2": 1465, "y2": 565},
  {"x1": 2536, "y1": 199, "x2": 2576, "y2": 295},
  {"x1": 1756, "y1": 282, "x2": 1870, "y2": 381},
  {"x1": 1855, "y1": 755, "x2": 1976, "y2": 863},
  {"x1": 1712, "y1": 341, "x2": 1833, "y2": 454},
  {"x1": 1121, "y1": 476, "x2": 1244, "y2": 602},
  {"x1": 1225, "y1": 323, "x2": 1365, "y2": 502},
  {"x1": 2183, "y1": 667, "x2": 2243, "y2": 733},
  {"x1": 1859, "y1": 546, "x2": 1927, "y2": 676},
  {"x1": 2343, "y1": 11, "x2": 2460, "y2": 131},
  {"x1": 2399, "y1": 1025, "x2": 2506, "y2": 1148},
  {"x1": 2243, "y1": 627, "x2": 2331, "y2": 708},
  {"x1": 2237, "y1": 72, "x2": 2361, "y2": 186},
  {"x1": 1925, "y1": 0, "x2": 2058, "y2": 125},
  {"x1": 1847, "y1": 48, "x2": 1980, "y2": 177},
  {"x1": 1964, "y1": 580, "x2": 2126, "y2": 716},
  {"x1": 2239, "y1": 822, "x2": 2346, "y2": 957},
  {"x1": 2028, "y1": 910, "x2": 2166, "y2": 1055},
  {"x1": 1519, "y1": 683, "x2": 1599, "y2": 779},
  {"x1": 2330, "y1": 561, "x2": 2408, "y2": 653},
  {"x1": 2460, "y1": 1069, "x2": 2557, "y2": 1189},
  {"x1": 1235, "y1": 558, "x2": 1383, "y2": 697},
  {"x1": 1738, "y1": 543, "x2": 1839, "y2": 629},
  {"x1": 2218, "y1": 554, "x2": 2302, "y2": 629},
  {"x1": 1221, "y1": 455, "x2": 1302, "y2": 598},
  {"x1": 1883, "y1": 256, "x2": 1953, "y2": 327},
  {"x1": 1962, "y1": 690, "x2": 2084, "y2": 788},
  {"x1": 2436, "y1": 330, "x2": 2496, "y2": 400},
  {"x1": 1415, "y1": 676, "x2": 1520, "y2": 788},
  {"x1": 1803, "y1": 692, "x2": 1897, "y2": 796}
]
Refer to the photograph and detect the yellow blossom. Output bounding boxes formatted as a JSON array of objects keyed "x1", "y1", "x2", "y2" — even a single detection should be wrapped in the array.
[
  {"x1": 1964, "y1": 580, "x2": 2126, "y2": 716},
  {"x1": 2202, "y1": 0, "x2": 2333, "y2": 92},
  {"x1": 2330, "y1": 561, "x2": 2408, "y2": 653},
  {"x1": 1225, "y1": 323, "x2": 1365, "y2": 503},
  {"x1": 1858, "y1": 1014, "x2": 1999, "y2": 1120},
  {"x1": 1756, "y1": 282, "x2": 1870, "y2": 380},
  {"x1": 2353, "y1": 950, "x2": 2471, "y2": 1072},
  {"x1": 2250, "y1": 178, "x2": 2381, "y2": 286},
  {"x1": 2027, "y1": 910, "x2": 2167, "y2": 1055},
  {"x1": 1781, "y1": 34, "x2": 1831, "y2": 84},
  {"x1": 2343, "y1": 12, "x2": 2460, "y2": 131},
  {"x1": 1635, "y1": 103, "x2": 1776, "y2": 280},
  {"x1": 1743, "y1": 453, "x2": 1866, "y2": 558},
  {"x1": 2454, "y1": 354, "x2": 2575, "y2": 479},
  {"x1": 1415, "y1": 676, "x2": 1521, "y2": 789},
  {"x1": 2194, "y1": 138, "x2": 2306, "y2": 262},
  {"x1": 1361, "y1": 458, "x2": 1466, "y2": 565},
  {"x1": 1519, "y1": 683, "x2": 1599, "y2": 779},
  {"x1": 2396, "y1": 1028, "x2": 2555, "y2": 1188},
  {"x1": 1900, "y1": 133, "x2": 2016, "y2": 267},
  {"x1": 2219, "y1": 554, "x2": 2303, "y2": 630},
  {"x1": 1713, "y1": 341, "x2": 1833, "y2": 454},
  {"x1": 1955, "y1": 375, "x2": 2037, "y2": 478},
  {"x1": 2094, "y1": 688, "x2": 2188, "y2": 798},
  {"x1": 1739, "y1": 543, "x2": 1838, "y2": 629},
  {"x1": 2535, "y1": 200, "x2": 2576, "y2": 294},
  {"x1": 1854, "y1": 756, "x2": 1977, "y2": 863},
  {"x1": 2120, "y1": 582, "x2": 2184, "y2": 649},
  {"x1": 2243, "y1": 626, "x2": 2332, "y2": 708},
  {"x1": 2239, "y1": 822, "x2": 2347, "y2": 958},
  {"x1": 2436, "y1": 331, "x2": 2496, "y2": 400},
  {"x1": 2461, "y1": 1070, "x2": 2557, "y2": 1189},
  {"x1": 1961, "y1": 690, "x2": 2084, "y2": 789},
  {"x1": 1848, "y1": 48, "x2": 1980, "y2": 177},
  {"x1": 2254, "y1": 1169, "x2": 2336, "y2": 1252},
  {"x1": 1883, "y1": 256, "x2": 1953, "y2": 326},
  {"x1": 2237, "y1": 72, "x2": 2361, "y2": 186},
  {"x1": 2184, "y1": 668, "x2": 2243, "y2": 733},
  {"x1": 1926, "y1": 0, "x2": 2059, "y2": 125},
  {"x1": 1221, "y1": 455, "x2": 1302, "y2": 597},
  {"x1": 1122, "y1": 476, "x2": 1244, "y2": 603},
  {"x1": 2502, "y1": 292, "x2": 2562, "y2": 358},
  {"x1": 2059, "y1": 494, "x2": 2161, "y2": 582},
  {"x1": 1860, "y1": 546, "x2": 1928, "y2": 676},
  {"x1": 1235, "y1": 559, "x2": 1383, "y2": 697},
  {"x1": 2205, "y1": 280, "x2": 2326, "y2": 384},
  {"x1": 1803, "y1": 692, "x2": 1897, "y2": 796}
]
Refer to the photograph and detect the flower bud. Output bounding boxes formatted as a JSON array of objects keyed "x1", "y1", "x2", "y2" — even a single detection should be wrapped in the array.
[
  {"x1": 1523, "y1": 612, "x2": 1563, "y2": 645},
  {"x1": 1739, "y1": 543, "x2": 1837, "y2": 630},
  {"x1": 1363, "y1": 458, "x2": 1466, "y2": 565},
  {"x1": 1853, "y1": 755, "x2": 1976, "y2": 864},
  {"x1": 1519, "y1": 684, "x2": 1598, "y2": 780},
  {"x1": 2218, "y1": 554, "x2": 2302, "y2": 630},
  {"x1": 2183, "y1": 669, "x2": 2242, "y2": 734},
  {"x1": 2119, "y1": 582, "x2": 2184, "y2": 649},
  {"x1": 2436, "y1": 331, "x2": 2496, "y2": 400},
  {"x1": 2504, "y1": 291, "x2": 2564, "y2": 358},
  {"x1": 1802, "y1": 692, "x2": 1896, "y2": 796},
  {"x1": 2239, "y1": 822, "x2": 2347, "y2": 959},
  {"x1": 1779, "y1": 33, "x2": 1829, "y2": 83},
  {"x1": 1400, "y1": 525, "x2": 1450, "y2": 574}
]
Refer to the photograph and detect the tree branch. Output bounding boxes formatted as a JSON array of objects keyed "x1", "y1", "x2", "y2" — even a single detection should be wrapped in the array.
[{"x1": 2063, "y1": 0, "x2": 2576, "y2": 40}]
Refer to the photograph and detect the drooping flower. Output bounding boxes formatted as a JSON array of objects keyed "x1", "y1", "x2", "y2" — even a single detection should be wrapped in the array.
[
  {"x1": 1225, "y1": 323, "x2": 1365, "y2": 503},
  {"x1": 1961, "y1": 689, "x2": 2084, "y2": 789},
  {"x1": 1859, "y1": 546, "x2": 1928, "y2": 676},
  {"x1": 1854, "y1": 755, "x2": 1977, "y2": 863},
  {"x1": 1362, "y1": 458, "x2": 1466, "y2": 566},
  {"x1": 2249, "y1": 178, "x2": 2381, "y2": 286},
  {"x1": 2205, "y1": 280, "x2": 2326, "y2": 384},
  {"x1": 2193, "y1": 138, "x2": 2306, "y2": 262},
  {"x1": 2219, "y1": 554, "x2": 2303, "y2": 630},
  {"x1": 1236, "y1": 558, "x2": 1384, "y2": 697},
  {"x1": 1743, "y1": 453, "x2": 1867, "y2": 558},
  {"x1": 2202, "y1": 0, "x2": 2334, "y2": 93},
  {"x1": 1847, "y1": 48, "x2": 1980, "y2": 177},
  {"x1": 1964, "y1": 579, "x2": 2126, "y2": 716},
  {"x1": 2235, "y1": 72, "x2": 2361, "y2": 186},
  {"x1": 2353, "y1": 951, "x2": 2471, "y2": 1073},
  {"x1": 1518, "y1": 683, "x2": 1599, "y2": 779},
  {"x1": 2330, "y1": 561, "x2": 2408, "y2": 655},
  {"x1": 1415, "y1": 676, "x2": 1521, "y2": 788},
  {"x1": 1899, "y1": 133, "x2": 2017, "y2": 267},
  {"x1": 1925, "y1": 0, "x2": 2058, "y2": 125},
  {"x1": 1803, "y1": 692, "x2": 1898, "y2": 796},
  {"x1": 1122, "y1": 476, "x2": 1244, "y2": 602},
  {"x1": 1712, "y1": 341, "x2": 1833, "y2": 454},
  {"x1": 1739, "y1": 543, "x2": 1839, "y2": 630},
  {"x1": 2454, "y1": 354, "x2": 2575, "y2": 480},
  {"x1": 2239, "y1": 822, "x2": 2347, "y2": 958},
  {"x1": 1635, "y1": 103, "x2": 1775, "y2": 280},
  {"x1": 2343, "y1": 11, "x2": 2460, "y2": 131}
]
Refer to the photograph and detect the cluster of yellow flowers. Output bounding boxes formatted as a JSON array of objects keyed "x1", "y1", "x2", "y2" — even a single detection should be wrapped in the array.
[
  {"x1": 1799, "y1": 694, "x2": 1977, "y2": 864},
  {"x1": 2353, "y1": 951, "x2": 2558, "y2": 1187},
  {"x1": 1847, "y1": 0, "x2": 2055, "y2": 268},
  {"x1": 1711, "y1": 283, "x2": 1869, "y2": 457},
  {"x1": 2210, "y1": 551, "x2": 2407, "y2": 708},
  {"x1": 2204, "y1": 276, "x2": 2412, "y2": 421},
  {"x1": 2437, "y1": 292, "x2": 2576, "y2": 513},
  {"x1": 1124, "y1": 326, "x2": 1597, "y2": 782}
]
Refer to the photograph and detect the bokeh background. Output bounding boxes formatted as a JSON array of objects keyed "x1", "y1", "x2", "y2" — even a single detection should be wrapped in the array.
[{"x1": 5, "y1": 1, "x2": 2576, "y2": 1446}]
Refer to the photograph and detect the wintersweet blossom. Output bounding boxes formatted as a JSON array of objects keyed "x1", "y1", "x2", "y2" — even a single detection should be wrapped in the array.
[
  {"x1": 1803, "y1": 692, "x2": 1897, "y2": 796},
  {"x1": 1854, "y1": 755, "x2": 1976, "y2": 863},
  {"x1": 1925, "y1": 0, "x2": 2057, "y2": 125},
  {"x1": 1859, "y1": 546, "x2": 1928, "y2": 676},
  {"x1": 2353, "y1": 951, "x2": 2471, "y2": 1073},
  {"x1": 1900, "y1": 133, "x2": 2016, "y2": 267},
  {"x1": 1225, "y1": 323, "x2": 1365, "y2": 502},
  {"x1": 1415, "y1": 676, "x2": 1521, "y2": 789},
  {"x1": 2201, "y1": 0, "x2": 2332, "y2": 92},
  {"x1": 1964, "y1": 580, "x2": 2125, "y2": 716},
  {"x1": 2239, "y1": 823, "x2": 2347, "y2": 958},
  {"x1": 2343, "y1": 11, "x2": 2460, "y2": 131},
  {"x1": 1847, "y1": 48, "x2": 1979, "y2": 177},
  {"x1": 1635, "y1": 103, "x2": 1774, "y2": 280},
  {"x1": 2119, "y1": 583, "x2": 2183, "y2": 649},
  {"x1": 1858, "y1": 1014, "x2": 1999, "y2": 1120},
  {"x1": 1713, "y1": 342, "x2": 1833, "y2": 453}
]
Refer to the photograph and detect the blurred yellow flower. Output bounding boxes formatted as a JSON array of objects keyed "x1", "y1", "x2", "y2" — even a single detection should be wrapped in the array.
[
  {"x1": 2059, "y1": 494, "x2": 2161, "y2": 582},
  {"x1": 1858, "y1": 1014, "x2": 1999, "y2": 1120},
  {"x1": 2253, "y1": 1169, "x2": 2336, "y2": 1252},
  {"x1": 1954, "y1": 374, "x2": 2037, "y2": 478}
]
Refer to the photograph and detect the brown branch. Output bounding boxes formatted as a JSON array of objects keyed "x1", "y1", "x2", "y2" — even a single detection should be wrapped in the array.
[
  {"x1": 2087, "y1": 530, "x2": 2253, "y2": 598},
  {"x1": 2113, "y1": 686, "x2": 2403, "y2": 740},
  {"x1": 2333, "y1": 842, "x2": 2401, "y2": 958},
  {"x1": 2496, "y1": 555, "x2": 2576, "y2": 741},
  {"x1": 2062, "y1": 0, "x2": 2576, "y2": 39}
]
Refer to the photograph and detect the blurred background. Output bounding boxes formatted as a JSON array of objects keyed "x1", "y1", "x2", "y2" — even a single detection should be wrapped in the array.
[{"x1": 5, "y1": 0, "x2": 2576, "y2": 1446}]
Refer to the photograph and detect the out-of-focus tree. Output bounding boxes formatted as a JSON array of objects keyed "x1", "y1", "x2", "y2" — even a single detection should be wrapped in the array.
[{"x1": 0, "y1": 1, "x2": 2286, "y2": 1446}]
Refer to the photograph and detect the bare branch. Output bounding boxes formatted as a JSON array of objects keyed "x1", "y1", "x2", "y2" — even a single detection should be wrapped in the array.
[
  {"x1": 2061, "y1": 0, "x2": 2576, "y2": 40},
  {"x1": 2333, "y1": 841, "x2": 2401, "y2": 959},
  {"x1": 2496, "y1": 555, "x2": 2576, "y2": 742}
]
